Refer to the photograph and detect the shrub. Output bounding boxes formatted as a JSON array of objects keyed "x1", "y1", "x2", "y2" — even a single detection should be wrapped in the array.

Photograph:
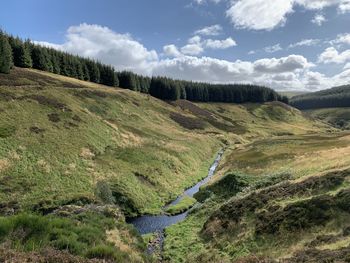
[
  {"x1": 86, "y1": 245, "x2": 126, "y2": 261},
  {"x1": 52, "y1": 235, "x2": 85, "y2": 254},
  {"x1": 95, "y1": 181, "x2": 115, "y2": 204},
  {"x1": 0, "y1": 125, "x2": 16, "y2": 138},
  {"x1": 194, "y1": 173, "x2": 249, "y2": 202},
  {"x1": 0, "y1": 218, "x2": 13, "y2": 240},
  {"x1": 12, "y1": 213, "x2": 49, "y2": 241}
]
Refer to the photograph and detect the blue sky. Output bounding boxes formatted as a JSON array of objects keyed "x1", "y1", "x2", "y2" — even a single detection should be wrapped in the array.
[{"x1": 1, "y1": 0, "x2": 350, "y2": 91}]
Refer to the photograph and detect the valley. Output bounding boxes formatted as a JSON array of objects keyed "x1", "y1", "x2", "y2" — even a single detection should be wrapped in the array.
[{"x1": 0, "y1": 68, "x2": 349, "y2": 262}]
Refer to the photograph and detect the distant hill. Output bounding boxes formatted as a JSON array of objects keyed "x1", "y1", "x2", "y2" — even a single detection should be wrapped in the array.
[
  {"x1": 290, "y1": 85, "x2": 350, "y2": 110},
  {"x1": 278, "y1": 91, "x2": 307, "y2": 98}
]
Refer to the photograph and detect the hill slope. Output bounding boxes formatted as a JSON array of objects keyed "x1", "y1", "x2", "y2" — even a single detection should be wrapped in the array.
[
  {"x1": 290, "y1": 84, "x2": 350, "y2": 110},
  {"x1": 0, "y1": 68, "x2": 334, "y2": 262},
  {"x1": 163, "y1": 132, "x2": 350, "y2": 262}
]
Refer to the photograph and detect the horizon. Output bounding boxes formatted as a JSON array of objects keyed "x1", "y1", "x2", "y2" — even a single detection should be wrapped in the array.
[{"x1": 1, "y1": 0, "x2": 350, "y2": 91}]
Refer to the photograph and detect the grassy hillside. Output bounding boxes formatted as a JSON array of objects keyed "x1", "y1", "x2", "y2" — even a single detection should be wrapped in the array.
[
  {"x1": 163, "y1": 132, "x2": 350, "y2": 262},
  {"x1": 278, "y1": 91, "x2": 307, "y2": 98},
  {"x1": 0, "y1": 68, "x2": 336, "y2": 262},
  {"x1": 306, "y1": 108, "x2": 350, "y2": 130},
  {"x1": 0, "y1": 68, "x2": 224, "y2": 216},
  {"x1": 290, "y1": 85, "x2": 350, "y2": 110}
]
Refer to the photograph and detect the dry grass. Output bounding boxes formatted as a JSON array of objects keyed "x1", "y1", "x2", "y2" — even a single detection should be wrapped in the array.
[{"x1": 0, "y1": 159, "x2": 10, "y2": 173}]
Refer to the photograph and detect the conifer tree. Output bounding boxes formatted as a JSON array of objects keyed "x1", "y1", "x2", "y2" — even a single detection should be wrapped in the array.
[
  {"x1": 0, "y1": 31, "x2": 13, "y2": 74},
  {"x1": 14, "y1": 42, "x2": 32, "y2": 68},
  {"x1": 31, "y1": 46, "x2": 50, "y2": 71}
]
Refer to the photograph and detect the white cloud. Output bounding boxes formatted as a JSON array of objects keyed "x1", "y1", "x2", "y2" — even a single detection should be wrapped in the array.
[
  {"x1": 288, "y1": 39, "x2": 320, "y2": 48},
  {"x1": 168, "y1": 35, "x2": 236, "y2": 56},
  {"x1": 295, "y1": 0, "x2": 340, "y2": 9},
  {"x1": 339, "y1": 0, "x2": 350, "y2": 13},
  {"x1": 330, "y1": 33, "x2": 350, "y2": 45},
  {"x1": 205, "y1": 37, "x2": 237, "y2": 49},
  {"x1": 194, "y1": 25, "x2": 223, "y2": 36},
  {"x1": 33, "y1": 41, "x2": 63, "y2": 50},
  {"x1": 311, "y1": 14, "x2": 326, "y2": 25},
  {"x1": 181, "y1": 43, "x2": 204, "y2": 55},
  {"x1": 193, "y1": 0, "x2": 222, "y2": 4},
  {"x1": 318, "y1": 47, "x2": 350, "y2": 64},
  {"x1": 43, "y1": 23, "x2": 159, "y2": 75},
  {"x1": 38, "y1": 23, "x2": 350, "y2": 91},
  {"x1": 163, "y1": 45, "x2": 182, "y2": 57},
  {"x1": 153, "y1": 56, "x2": 254, "y2": 83},
  {"x1": 226, "y1": 0, "x2": 294, "y2": 31},
  {"x1": 226, "y1": 0, "x2": 350, "y2": 31},
  {"x1": 254, "y1": 55, "x2": 313, "y2": 73},
  {"x1": 344, "y1": 62, "x2": 350, "y2": 69},
  {"x1": 188, "y1": 35, "x2": 201, "y2": 44},
  {"x1": 264, "y1": 44, "x2": 283, "y2": 53}
]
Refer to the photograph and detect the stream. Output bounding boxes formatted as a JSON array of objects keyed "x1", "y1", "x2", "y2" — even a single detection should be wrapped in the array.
[{"x1": 127, "y1": 148, "x2": 225, "y2": 235}]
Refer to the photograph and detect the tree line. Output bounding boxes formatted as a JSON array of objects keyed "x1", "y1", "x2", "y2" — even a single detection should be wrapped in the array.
[
  {"x1": 290, "y1": 85, "x2": 350, "y2": 110},
  {"x1": 0, "y1": 30, "x2": 288, "y2": 104}
]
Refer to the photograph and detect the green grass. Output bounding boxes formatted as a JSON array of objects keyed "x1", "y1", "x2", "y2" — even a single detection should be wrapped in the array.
[
  {"x1": 0, "y1": 68, "x2": 223, "y2": 216},
  {"x1": 165, "y1": 196, "x2": 196, "y2": 215},
  {"x1": 306, "y1": 107, "x2": 350, "y2": 130},
  {"x1": 162, "y1": 131, "x2": 350, "y2": 262},
  {"x1": 0, "y1": 211, "x2": 146, "y2": 261},
  {"x1": 0, "y1": 68, "x2": 340, "y2": 262}
]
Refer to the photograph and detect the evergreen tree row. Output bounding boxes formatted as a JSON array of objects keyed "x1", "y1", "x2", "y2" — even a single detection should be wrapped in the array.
[
  {"x1": 290, "y1": 85, "x2": 350, "y2": 110},
  {"x1": 0, "y1": 31, "x2": 288, "y2": 104}
]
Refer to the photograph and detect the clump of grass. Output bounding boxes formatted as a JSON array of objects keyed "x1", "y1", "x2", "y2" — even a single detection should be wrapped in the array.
[
  {"x1": 95, "y1": 180, "x2": 115, "y2": 204},
  {"x1": 0, "y1": 212, "x2": 145, "y2": 261},
  {"x1": 194, "y1": 172, "x2": 249, "y2": 202},
  {"x1": 0, "y1": 125, "x2": 16, "y2": 138},
  {"x1": 165, "y1": 196, "x2": 197, "y2": 215},
  {"x1": 86, "y1": 245, "x2": 128, "y2": 261}
]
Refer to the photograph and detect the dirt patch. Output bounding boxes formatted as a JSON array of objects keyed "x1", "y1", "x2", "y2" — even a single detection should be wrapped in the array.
[
  {"x1": 30, "y1": 126, "x2": 45, "y2": 134},
  {"x1": 48, "y1": 113, "x2": 61, "y2": 123},
  {"x1": 170, "y1": 100, "x2": 214, "y2": 120},
  {"x1": 20, "y1": 95, "x2": 70, "y2": 111},
  {"x1": 170, "y1": 113, "x2": 206, "y2": 130}
]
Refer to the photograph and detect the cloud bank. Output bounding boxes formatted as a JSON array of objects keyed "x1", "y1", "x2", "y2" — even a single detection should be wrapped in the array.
[
  {"x1": 226, "y1": 0, "x2": 350, "y2": 31},
  {"x1": 36, "y1": 23, "x2": 350, "y2": 91}
]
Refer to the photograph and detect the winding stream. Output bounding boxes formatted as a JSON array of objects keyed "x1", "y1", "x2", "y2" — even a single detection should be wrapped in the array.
[{"x1": 127, "y1": 149, "x2": 224, "y2": 235}]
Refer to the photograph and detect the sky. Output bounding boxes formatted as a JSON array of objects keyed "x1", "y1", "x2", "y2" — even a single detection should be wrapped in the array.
[{"x1": 1, "y1": 0, "x2": 350, "y2": 91}]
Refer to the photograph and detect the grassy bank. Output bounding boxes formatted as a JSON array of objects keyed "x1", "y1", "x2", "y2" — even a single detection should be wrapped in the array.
[{"x1": 164, "y1": 196, "x2": 196, "y2": 215}]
